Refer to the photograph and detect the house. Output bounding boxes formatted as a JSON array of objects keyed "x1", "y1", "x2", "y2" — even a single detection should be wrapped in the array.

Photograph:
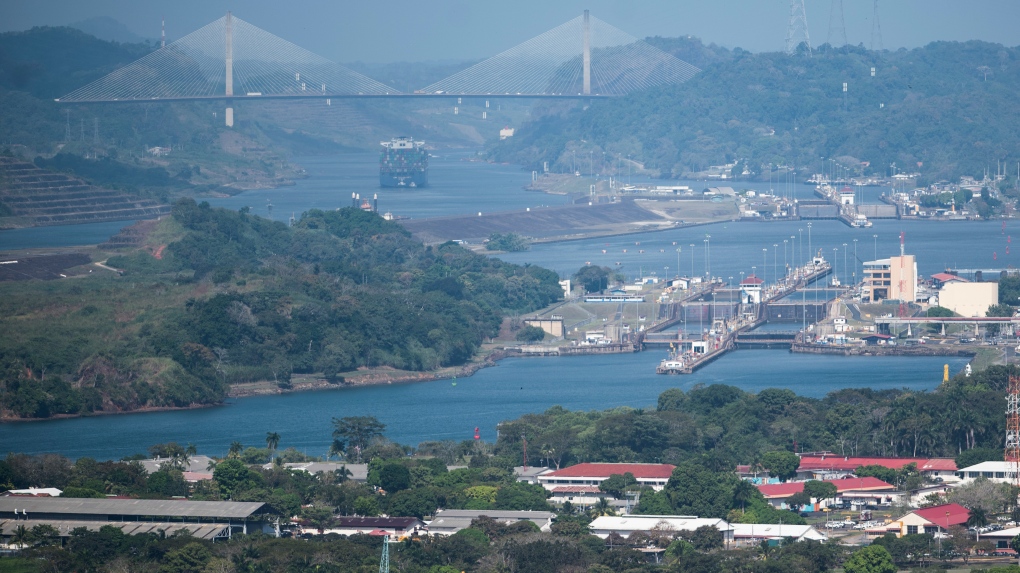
[
  {"x1": 427, "y1": 510, "x2": 555, "y2": 536},
  {"x1": 731, "y1": 523, "x2": 827, "y2": 545},
  {"x1": 140, "y1": 455, "x2": 216, "y2": 474},
  {"x1": 861, "y1": 334, "x2": 893, "y2": 346},
  {"x1": 930, "y1": 272, "x2": 967, "y2": 289},
  {"x1": 939, "y1": 282, "x2": 999, "y2": 317},
  {"x1": 588, "y1": 515, "x2": 733, "y2": 543},
  {"x1": 756, "y1": 477, "x2": 896, "y2": 510},
  {"x1": 264, "y1": 462, "x2": 369, "y2": 482},
  {"x1": 892, "y1": 503, "x2": 970, "y2": 537},
  {"x1": 0, "y1": 497, "x2": 271, "y2": 541},
  {"x1": 322, "y1": 516, "x2": 424, "y2": 538},
  {"x1": 537, "y1": 463, "x2": 676, "y2": 492}
]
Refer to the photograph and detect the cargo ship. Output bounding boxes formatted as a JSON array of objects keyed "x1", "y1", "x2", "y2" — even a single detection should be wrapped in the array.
[{"x1": 379, "y1": 137, "x2": 428, "y2": 188}]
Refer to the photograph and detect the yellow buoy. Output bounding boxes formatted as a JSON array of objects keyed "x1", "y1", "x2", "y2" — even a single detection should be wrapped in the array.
[{"x1": 943, "y1": 364, "x2": 949, "y2": 383}]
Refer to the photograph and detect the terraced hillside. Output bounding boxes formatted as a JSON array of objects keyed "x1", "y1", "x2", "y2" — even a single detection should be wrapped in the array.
[{"x1": 0, "y1": 156, "x2": 170, "y2": 228}]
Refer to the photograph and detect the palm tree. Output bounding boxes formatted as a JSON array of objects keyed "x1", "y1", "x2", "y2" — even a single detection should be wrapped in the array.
[
  {"x1": 228, "y1": 441, "x2": 244, "y2": 459},
  {"x1": 967, "y1": 507, "x2": 989, "y2": 541},
  {"x1": 733, "y1": 480, "x2": 758, "y2": 513},
  {"x1": 266, "y1": 432, "x2": 281, "y2": 459},
  {"x1": 11, "y1": 524, "x2": 29, "y2": 549}
]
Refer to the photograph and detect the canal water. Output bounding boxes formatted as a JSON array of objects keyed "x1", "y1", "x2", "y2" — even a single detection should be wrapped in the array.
[
  {"x1": 0, "y1": 350, "x2": 967, "y2": 460},
  {"x1": 0, "y1": 152, "x2": 995, "y2": 459}
]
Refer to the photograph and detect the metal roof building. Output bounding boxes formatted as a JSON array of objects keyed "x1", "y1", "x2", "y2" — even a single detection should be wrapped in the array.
[
  {"x1": 427, "y1": 510, "x2": 556, "y2": 535},
  {"x1": 0, "y1": 497, "x2": 271, "y2": 541}
]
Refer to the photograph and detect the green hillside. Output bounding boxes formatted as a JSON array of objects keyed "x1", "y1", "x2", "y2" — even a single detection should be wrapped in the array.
[
  {"x1": 489, "y1": 40, "x2": 1020, "y2": 184},
  {"x1": 0, "y1": 203, "x2": 562, "y2": 419}
]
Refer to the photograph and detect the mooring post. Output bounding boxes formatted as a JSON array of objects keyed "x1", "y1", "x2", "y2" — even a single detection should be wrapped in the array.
[
  {"x1": 582, "y1": 10, "x2": 591, "y2": 96},
  {"x1": 225, "y1": 12, "x2": 234, "y2": 127}
]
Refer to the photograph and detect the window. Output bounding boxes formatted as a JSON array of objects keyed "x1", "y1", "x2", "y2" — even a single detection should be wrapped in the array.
[
  {"x1": 996, "y1": 472, "x2": 1005, "y2": 478},
  {"x1": 907, "y1": 525, "x2": 918, "y2": 535},
  {"x1": 924, "y1": 526, "x2": 938, "y2": 534},
  {"x1": 983, "y1": 472, "x2": 994, "y2": 478}
]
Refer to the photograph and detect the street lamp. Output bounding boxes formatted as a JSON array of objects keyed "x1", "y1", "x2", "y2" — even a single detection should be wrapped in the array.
[
  {"x1": 773, "y1": 244, "x2": 779, "y2": 286},
  {"x1": 763, "y1": 248, "x2": 768, "y2": 287},
  {"x1": 704, "y1": 235, "x2": 711, "y2": 280},
  {"x1": 676, "y1": 248, "x2": 682, "y2": 279},
  {"x1": 853, "y1": 239, "x2": 858, "y2": 285},
  {"x1": 807, "y1": 223, "x2": 813, "y2": 262},
  {"x1": 798, "y1": 228, "x2": 804, "y2": 266},
  {"x1": 873, "y1": 234, "x2": 878, "y2": 260},
  {"x1": 843, "y1": 243, "x2": 848, "y2": 286}
]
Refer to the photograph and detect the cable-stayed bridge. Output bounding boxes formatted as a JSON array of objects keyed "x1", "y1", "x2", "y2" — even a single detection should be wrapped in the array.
[{"x1": 58, "y1": 11, "x2": 700, "y2": 124}]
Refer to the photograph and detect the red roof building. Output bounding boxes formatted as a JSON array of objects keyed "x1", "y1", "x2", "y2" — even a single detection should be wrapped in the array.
[
  {"x1": 537, "y1": 463, "x2": 675, "y2": 491},
  {"x1": 895, "y1": 503, "x2": 969, "y2": 537},
  {"x1": 756, "y1": 477, "x2": 896, "y2": 510},
  {"x1": 795, "y1": 455, "x2": 957, "y2": 480}
]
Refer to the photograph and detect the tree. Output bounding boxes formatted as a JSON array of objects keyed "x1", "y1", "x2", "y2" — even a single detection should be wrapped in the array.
[
  {"x1": 967, "y1": 506, "x2": 989, "y2": 541},
  {"x1": 843, "y1": 545, "x2": 896, "y2": 573},
  {"x1": 572, "y1": 265, "x2": 611, "y2": 294},
  {"x1": 332, "y1": 416, "x2": 385, "y2": 462},
  {"x1": 948, "y1": 525, "x2": 975, "y2": 564},
  {"x1": 956, "y1": 447, "x2": 1002, "y2": 469},
  {"x1": 11, "y1": 524, "x2": 29, "y2": 549},
  {"x1": 212, "y1": 458, "x2": 263, "y2": 498},
  {"x1": 787, "y1": 491, "x2": 812, "y2": 510},
  {"x1": 515, "y1": 325, "x2": 546, "y2": 343},
  {"x1": 599, "y1": 472, "x2": 638, "y2": 498},
  {"x1": 686, "y1": 525, "x2": 723, "y2": 551},
  {"x1": 760, "y1": 450, "x2": 800, "y2": 482},
  {"x1": 1012, "y1": 534, "x2": 1020, "y2": 565},
  {"x1": 228, "y1": 441, "x2": 244, "y2": 459},
  {"x1": 265, "y1": 432, "x2": 281, "y2": 455},
  {"x1": 803, "y1": 480, "x2": 838, "y2": 505},
  {"x1": 663, "y1": 462, "x2": 741, "y2": 519}
]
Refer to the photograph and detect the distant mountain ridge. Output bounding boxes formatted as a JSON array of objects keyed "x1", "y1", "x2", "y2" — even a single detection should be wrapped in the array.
[
  {"x1": 489, "y1": 39, "x2": 1020, "y2": 184},
  {"x1": 68, "y1": 16, "x2": 151, "y2": 45}
]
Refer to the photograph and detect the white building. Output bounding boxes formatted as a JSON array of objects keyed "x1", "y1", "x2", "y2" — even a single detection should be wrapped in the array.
[
  {"x1": 589, "y1": 515, "x2": 733, "y2": 543},
  {"x1": 731, "y1": 523, "x2": 827, "y2": 545},
  {"x1": 956, "y1": 460, "x2": 1018, "y2": 483},
  {"x1": 537, "y1": 463, "x2": 675, "y2": 492}
]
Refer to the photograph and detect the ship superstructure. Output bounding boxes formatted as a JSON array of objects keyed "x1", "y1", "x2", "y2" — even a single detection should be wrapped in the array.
[{"x1": 379, "y1": 137, "x2": 428, "y2": 188}]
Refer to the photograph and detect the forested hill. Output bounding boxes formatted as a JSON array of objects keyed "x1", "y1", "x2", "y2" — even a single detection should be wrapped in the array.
[
  {"x1": 0, "y1": 203, "x2": 563, "y2": 419},
  {"x1": 490, "y1": 40, "x2": 1020, "y2": 183}
]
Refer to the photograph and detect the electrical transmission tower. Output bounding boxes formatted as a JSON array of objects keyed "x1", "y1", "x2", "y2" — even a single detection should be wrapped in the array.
[
  {"x1": 378, "y1": 535, "x2": 390, "y2": 573},
  {"x1": 870, "y1": 0, "x2": 883, "y2": 51},
  {"x1": 1007, "y1": 376, "x2": 1020, "y2": 489},
  {"x1": 785, "y1": 0, "x2": 812, "y2": 56},
  {"x1": 827, "y1": 0, "x2": 847, "y2": 51}
]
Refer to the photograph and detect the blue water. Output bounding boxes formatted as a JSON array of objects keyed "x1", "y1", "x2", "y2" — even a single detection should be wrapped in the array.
[
  {"x1": 0, "y1": 350, "x2": 966, "y2": 460},
  {"x1": 0, "y1": 153, "x2": 988, "y2": 460}
]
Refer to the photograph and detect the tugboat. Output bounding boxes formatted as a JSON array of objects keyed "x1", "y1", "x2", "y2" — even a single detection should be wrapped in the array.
[{"x1": 656, "y1": 346, "x2": 685, "y2": 374}]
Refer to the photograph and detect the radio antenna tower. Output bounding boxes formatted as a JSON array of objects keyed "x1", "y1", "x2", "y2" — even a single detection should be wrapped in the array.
[
  {"x1": 870, "y1": 0, "x2": 883, "y2": 51},
  {"x1": 827, "y1": 0, "x2": 847, "y2": 51},
  {"x1": 785, "y1": 0, "x2": 812, "y2": 56},
  {"x1": 1006, "y1": 375, "x2": 1020, "y2": 489}
]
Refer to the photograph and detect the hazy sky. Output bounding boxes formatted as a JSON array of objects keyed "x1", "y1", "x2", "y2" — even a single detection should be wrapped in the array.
[{"x1": 4, "y1": 0, "x2": 1019, "y2": 63}]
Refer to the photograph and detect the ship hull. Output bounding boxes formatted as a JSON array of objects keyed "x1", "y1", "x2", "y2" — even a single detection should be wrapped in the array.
[{"x1": 379, "y1": 170, "x2": 428, "y2": 188}]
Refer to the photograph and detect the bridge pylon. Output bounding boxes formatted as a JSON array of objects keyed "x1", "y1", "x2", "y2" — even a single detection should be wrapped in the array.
[
  {"x1": 582, "y1": 10, "x2": 591, "y2": 96},
  {"x1": 225, "y1": 12, "x2": 234, "y2": 126}
]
